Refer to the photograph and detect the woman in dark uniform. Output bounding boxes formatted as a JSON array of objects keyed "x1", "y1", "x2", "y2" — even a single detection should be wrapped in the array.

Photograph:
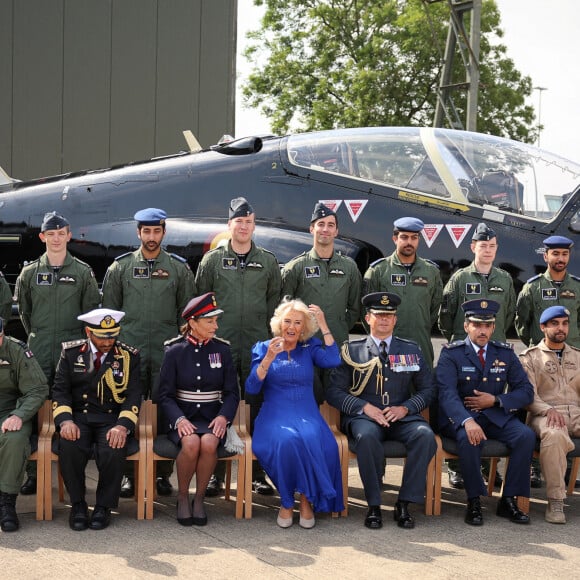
[{"x1": 158, "y1": 292, "x2": 239, "y2": 526}]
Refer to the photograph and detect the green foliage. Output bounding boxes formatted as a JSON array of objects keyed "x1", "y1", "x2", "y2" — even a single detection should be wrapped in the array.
[{"x1": 242, "y1": 0, "x2": 537, "y2": 142}]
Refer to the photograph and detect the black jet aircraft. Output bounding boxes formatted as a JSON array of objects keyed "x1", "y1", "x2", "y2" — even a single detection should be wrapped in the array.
[{"x1": 1, "y1": 126, "x2": 579, "y2": 299}]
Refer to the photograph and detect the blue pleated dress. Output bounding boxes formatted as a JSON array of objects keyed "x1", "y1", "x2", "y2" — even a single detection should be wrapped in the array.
[{"x1": 245, "y1": 337, "x2": 344, "y2": 513}]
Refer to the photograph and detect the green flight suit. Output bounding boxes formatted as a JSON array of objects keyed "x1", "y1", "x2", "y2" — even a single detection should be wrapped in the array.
[
  {"x1": 14, "y1": 251, "x2": 100, "y2": 382},
  {"x1": 281, "y1": 248, "x2": 362, "y2": 346},
  {"x1": 515, "y1": 271, "x2": 580, "y2": 348},
  {"x1": 439, "y1": 262, "x2": 516, "y2": 343},
  {"x1": 0, "y1": 336, "x2": 48, "y2": 493},
  {"x1": 195, "y1": 240, "x2": 281, "y2": 386},
  {"x1": 364, "y1": 251, "x2": 442, "y2": 368},
  {"x1": 0, "y1": 272, "x2": 12, "y2": 322},
  {"x1": 101, "y1": 248, "x2": 196, "y2": 396}
]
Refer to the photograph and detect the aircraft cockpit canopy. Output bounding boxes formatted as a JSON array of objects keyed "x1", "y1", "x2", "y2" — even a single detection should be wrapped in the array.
[{"x1": 287, "y1": 127, "x2": 580, "y2": 222}]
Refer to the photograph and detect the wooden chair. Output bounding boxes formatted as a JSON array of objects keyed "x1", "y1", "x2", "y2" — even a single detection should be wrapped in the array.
[
  {"x1": 29, "y1": 400, "x2": 53, "y2": 520},
  {"x1": 433, "y1": 435, "x2": 529, "y2": 515},
  {"x1": 529, "y1": 437, "x2": 580, "y2": 496},
  {"x1": 142, "y1": 400, "x2": 252, "y2": 519},
  {"x1": 323, "y1": 403, "x2": 436, "y2": 517},
  {"x1": 38, "y1": 400, "x2": 147, "y2": 520}
]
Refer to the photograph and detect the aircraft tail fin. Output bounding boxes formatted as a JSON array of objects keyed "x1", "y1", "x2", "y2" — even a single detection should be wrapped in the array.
[
  {"x1": 0, "y1": 165, "x2": 17, "y2": 186},
  {"x1": 182, "y1": 130, "x2": 202, "y2": 153}
]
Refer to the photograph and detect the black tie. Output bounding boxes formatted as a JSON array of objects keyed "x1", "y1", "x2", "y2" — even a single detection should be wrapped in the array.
[{"x1": 379, "y1": 341, "x2": 388, "y2": 359}]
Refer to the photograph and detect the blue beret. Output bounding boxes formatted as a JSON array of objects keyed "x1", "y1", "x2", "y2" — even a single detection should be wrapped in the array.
[
  {"x1": 41, "y1": 211, "x2": 69, "y2": 232},
  {"x1": 393, "y1": 217, "x2": 424, "y2": 232},
  {"x1": 543, "y1": 235, "x2": 573, "y2": 249},
  {"x1": 539, "y1": 305, "x2": 570, "y2": 324},
  {"x1": 461, "y1": 299, "x2": 500, "y2": 322},
  {"x1": 362, "y1": 292, "x2": 401, "y2": 313},
  {"x1": 134, "y1": 208, "x2": 167, "y2": 226},
  {"x1": 472, "y1": 222, "x2": 496, "y2": 241},
  {"x1": 229, "y1": 197, "x2": 254, "y2": 218},
  {"x1": 311, "y1": 202, "x2": 336, "y2": 223}
]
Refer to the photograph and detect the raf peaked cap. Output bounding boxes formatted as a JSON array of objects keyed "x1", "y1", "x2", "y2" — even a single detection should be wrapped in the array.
[
  {"x1": 41, "y1": 211, "x2": 69, "y2": 232},
  {"x1": 182, "y1": 292, "x2": 224, "y2": 320},
  {"x1": 461, "y1": 299, "x2": 500, "y2": 322},
  {"x1": 472, "y1": 222, "x2": 496, "y2": 241},
  {"x1": 543, "y1": 235, "x2": 574, "y2": 250},
  {"x1": 78, "y1": 308, "x2": 124, "y2": 338},
  {"x1": 362, "y1": 292, "x2": 401, "y2": 314},
  {"x1": 229, "y1": 197, "x2": 254, "y2": 219},
  {"x1": 311, "y1": 202, "x2": 336, "y2": 223},
  {"x1": 393, "y1": 216, "x2": 424, "y2": 232},
  {"x1": 540, "y1": 305, "x2": 570, "y2": 324},
  {"x1": 134, "y1": 208, "x2": 167, "y2": 226}
]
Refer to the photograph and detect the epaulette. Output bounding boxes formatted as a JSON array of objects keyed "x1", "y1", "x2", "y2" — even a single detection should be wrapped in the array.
[
  {"x1": 256, "y1": 246, "x2": 276, "y2": 258},
  {"x1": 526, "y1": 273, "x2": 542, "y2": 283},
  {"x1": 164, "y1": 335, "x2": 184, "y2": 347},
  {"x1": 213, "y1": 336, "x2": 231, "y2": 346},
  {"x1": 62, "y1": 338, "x2": 88, "y2": 350},
  {"x1": 169, "y1": 253, "x2": 187, "y2": 264},
  {"x1": 114, "y1": 252, "x2": 133, "y2": 261},
  {"x1": 489, "y1": 340, "x2": 513, "y2": 350},
  {"x1": 520, "y1": 345, "x2": 539, "y2": 356},
  {"x1": 348, "y1": 337, "x2": 367, "y2": 345},
  {"x1": 444, "y1": 340, "x2": 465, "y2": 349},
  {"x1": 570, "y1": 274, "x2": 580, "y2": 282},
  {"x1": 71, "y1": 256, "x2": 94, "y2": 269},
  {"x1": 394, "y1": 336, "x2": 420, "y2": 347},
  {"x1": 369, "y1": 257, "x2": 387, "y2": 268},
  {"x1": 567, "y1": 343, "x2": 580, "y2": 352},
  {"x1": 423, "y1": 258, "x2": 441, "y2": 269},
  {"x1": 117, "y1": 341, "x2": 139, "y2": 355},
  {"x1": 6, "y1": 335, "x2": 27, "y2": 349}
]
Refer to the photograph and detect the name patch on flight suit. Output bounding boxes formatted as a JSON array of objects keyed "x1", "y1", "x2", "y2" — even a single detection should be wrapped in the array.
[
  {"x1": 560, "y1": 289, "x2": 576, "y2": 299},
  {"x1": 391, "y1": 274, "x2": 406, "y2": 286},
  {"x1": 412, "y1": 276, "x2": 428, "y2": 286},
  {"x1": 151, "y1": 269, "x2": 169, "y2": 278},
  {"x1": 329, "y1": 269, "x2": 345, "y2": 276},
  {"x1": 36, "y1": 272, "x2": 53, "y2": 285},
  {"x1": 133, "y1": 267, "x2": 150, "y2": 279},
  {"x1": 222, "y1": 258, "x2": 237, "y2": 270},
  {"x1": 305, "y1": 266, "x2": 320, "y2": 279},
  {"x1": 465, "y1": 283, "x2": 481, "y2": 295},
  {"x1": 542, "y1": 288, "x2": 557, "y2": 301}
]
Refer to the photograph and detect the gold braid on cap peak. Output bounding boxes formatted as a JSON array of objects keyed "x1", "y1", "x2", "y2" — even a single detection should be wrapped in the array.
[
  {"x1": 97, "y1": 346, "x2": 131, "y2": 404},
  {"x1": 340, "y1": 343, "x2": 383, "y2": 397}
]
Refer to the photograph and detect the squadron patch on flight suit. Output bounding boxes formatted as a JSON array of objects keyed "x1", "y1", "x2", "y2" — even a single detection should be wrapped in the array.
[
  {"x1": 391, "y1": 274, "x2": 406, "y2": 286},
  {"x1": 305, "y1": 266, "x2": 320, "y2": 278},
  {"x1": 222, "y1": 258, "x2": 237, "y2": 270},
  {"x1": 465, "y1": 283, "x2": 481, "y2": 294},
  {"x1": 36, "y1": 272, "x2": 53, "y2": 285},
  {"x1": 541, "y1": 288, "x2": 557, "y2": 300},
  {"x1": 133, "y1": 266, "x2": 149, "y2": 279}
]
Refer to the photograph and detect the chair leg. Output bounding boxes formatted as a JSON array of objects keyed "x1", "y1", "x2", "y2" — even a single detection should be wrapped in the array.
[
  {"x1": 243, "y1": 451, "x2": 252, "y2": 519},
  {"x1": 567, "y1": 456, "x2": 580, "y2": 496},
  {"x1": 224, "y1": 460, "x2": 232, "y2": 502},
  {"x1": 425, "y1": 455, "x2": 435, "y2": 516},
  {"x1": 488, "y1": 457, "x2": 499, "y2": 496}
]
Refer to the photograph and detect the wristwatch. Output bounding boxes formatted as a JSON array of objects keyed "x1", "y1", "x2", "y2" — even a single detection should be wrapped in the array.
[{"x1": 493, "y1": 396, "x2": 501, "y2": 408}]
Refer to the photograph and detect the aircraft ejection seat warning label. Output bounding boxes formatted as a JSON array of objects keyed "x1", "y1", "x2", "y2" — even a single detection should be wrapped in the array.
[
  {"x1": 445, "y1": 224, "x2": 472, "y2": 248},
  {"x1": 319, "y1": 199, "x2": 343, "y2": 213},
  {"x1": 345, "y1": 200, "x2": 368, "y2": 223},
  {"x1": 421, "y1": 224, "x2": 444, "y2": 248}
]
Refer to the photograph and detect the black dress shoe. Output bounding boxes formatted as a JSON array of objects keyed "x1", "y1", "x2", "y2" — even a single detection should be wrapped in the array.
[
  {"x1": 448, "y1": 469, "x2": 464, "y2": 489},
  {"x1": 393, "y1": 501, "x2": 415, "y2": 529},
  {"x1": 530, "y1": 465, "x2": 542, "y2": 489},
  {"x1": 20, "y1": 475, "x2": 37, "y2": 495},
  {"x1": 496, "y1": 496, "x2": 530, "y2": 524},
  {"x1": 252, "y1": 478, "x2": 274, "y2": 496},
  {"x1": 176, "y1": 500, "x2": 193, "y2": 526},
  {"x1": 192, "y1": 498, "x2": 207, "y2": 526},
  {"x1": 119, "y1": 476, "x2": 134, "y2": 498},
  {"x1": 0, "y1": 493, "x2": 20, "y2": 532},
  {"x1": 364, "y1": 505, "x2": 383, "y2": 529},
  {"x1": 69, "y1": 501, "x2": 89, "y2": 531},
  {"x1": 156, "y1": 476, "x2": 173, "y2": 496},
  {"x1": 89, "y1": 505, "x2": 111, "y2": 530},
  {"x1": 205, "y1": 474, "x2": 223, "y2": 498},
  {"x1": 465, "y1": 497, "x2": 483, "y2": 526}
]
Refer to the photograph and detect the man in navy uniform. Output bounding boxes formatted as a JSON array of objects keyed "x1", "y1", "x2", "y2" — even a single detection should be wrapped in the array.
[
  {"x1": 53, "y1": 308, "x2": 141, "y2": 531},
  {"x1": 327, "y1": 292, "x2": 436, "y2": 530},
  {"x1": 436, "y1": 299, "x2": 536, "y2": 526}
]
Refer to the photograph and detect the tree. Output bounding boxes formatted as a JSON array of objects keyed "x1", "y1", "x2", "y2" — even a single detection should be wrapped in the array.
[{"x1": 242, "y1": 0, "x2": 537, "y2": 142}]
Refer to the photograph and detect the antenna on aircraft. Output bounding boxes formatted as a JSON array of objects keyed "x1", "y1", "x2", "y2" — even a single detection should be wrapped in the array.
[{"x1": 182, "y1": 130, "x2": 202, "y2": 153}]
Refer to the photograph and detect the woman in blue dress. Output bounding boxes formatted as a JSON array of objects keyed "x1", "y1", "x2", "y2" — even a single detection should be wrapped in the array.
[{"x1": 246, "y1": 298, "x2": 344, "y2": 528}]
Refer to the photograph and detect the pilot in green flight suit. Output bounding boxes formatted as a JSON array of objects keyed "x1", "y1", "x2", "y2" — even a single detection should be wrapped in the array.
[{"x1": 0, "y1": 272, "x2": 12, "y2": 323}]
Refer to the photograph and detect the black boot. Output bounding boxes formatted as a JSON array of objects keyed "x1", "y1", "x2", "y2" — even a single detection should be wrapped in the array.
[{"x1": 0, "y1": 492, "x2": 20, "y2": 532}]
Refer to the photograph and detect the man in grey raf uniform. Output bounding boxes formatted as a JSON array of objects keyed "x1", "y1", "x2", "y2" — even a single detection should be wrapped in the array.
[
  {"x1": 438, "y1": 222, "x2": 516, "y2": 489},
  {"x1": 0, "y1": 317, "x2": 48, "y2": 532},
  {"x1": 14, "y1": 211, "x2": 100, "y2": 495},
  {"x1": 282, "y1": 202, "x2": 361, "y2": 402},
  {"x1": 436, "y1": 299, "x2": 535, "y2": 526},
  {"x1": 328, "y1": 292, "x2": 436, "y2": 530},
  {"x1": 364, "y1": 216, "x2": 442, "y2": 369},
  {"x1": 516, "y1": 235, "x2": 580, "y2": 349},
  {"x1": 53, "y1": 309, "x2": 141, "y2": 531},
  {"x1": 519, "y1": 305, "x2": 580, "y2": 523},
  {"x1": 195, "y1": 197, "x2": 281, "y2": 496},
  {"x1": 102, "y1": 208, "x2": 196, "y2": 497},
  {"x1": 0, "y1": 272, "x2": 12, "y2": 323}
]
